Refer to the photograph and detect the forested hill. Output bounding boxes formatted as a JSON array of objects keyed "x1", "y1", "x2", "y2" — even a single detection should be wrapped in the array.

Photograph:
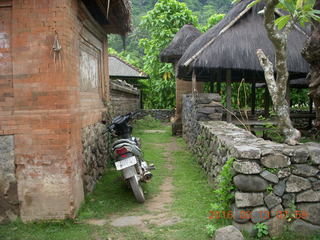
[{"x1": 131, "y1": 0, "x2": 232, "y2": 24}]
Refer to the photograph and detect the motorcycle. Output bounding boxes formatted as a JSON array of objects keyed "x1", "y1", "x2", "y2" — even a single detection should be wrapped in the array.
[{"x1": 103, "y1": 112, "x2": 154, "y2": 203}]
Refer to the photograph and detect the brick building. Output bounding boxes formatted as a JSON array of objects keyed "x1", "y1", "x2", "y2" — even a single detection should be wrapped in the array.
[{"x1": 0, "y1": 0, "x2": 131, "y2": 222}]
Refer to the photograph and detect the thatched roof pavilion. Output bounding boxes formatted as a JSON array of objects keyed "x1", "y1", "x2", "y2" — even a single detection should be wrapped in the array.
[
  {"x1": 177, "y1": 0, "x2": 309, "y2": 82},
  {"x1": 176, "y1": 0, "x2": 310, "y2": 121},
  {"x1": 160, "y1": 24, "x2": 202, "y2": 63},
  {"x1": 159, "y1": 24, "x2": 202, "y2": 135}
]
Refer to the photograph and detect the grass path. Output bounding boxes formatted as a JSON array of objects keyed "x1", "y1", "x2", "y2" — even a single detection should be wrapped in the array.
[{"x1": 0, "y1": 122, "x2": 216, "y2": 240}]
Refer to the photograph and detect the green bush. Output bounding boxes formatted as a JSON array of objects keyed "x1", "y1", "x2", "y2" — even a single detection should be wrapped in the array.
[{"x1": 133, "y1": 115, "x2": 162, "y2": 130}]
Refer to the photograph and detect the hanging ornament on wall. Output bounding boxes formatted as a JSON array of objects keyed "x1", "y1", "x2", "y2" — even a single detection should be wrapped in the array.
[{"x1": 52, "y1": 31, "x2": 63, "y2": 70}]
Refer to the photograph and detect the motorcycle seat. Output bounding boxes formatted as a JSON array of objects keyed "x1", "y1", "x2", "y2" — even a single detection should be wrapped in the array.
[
  {"x1": 112, "y1": 139, "x2": 136, "y2": 148},
  {"x1": 113, "y1": 142, "x2": 134, "y2": 150}
]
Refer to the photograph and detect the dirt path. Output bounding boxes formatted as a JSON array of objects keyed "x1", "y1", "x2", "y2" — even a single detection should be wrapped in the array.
[{"x1": 107, "y1": 137, "x2": 182, "y2": 232}]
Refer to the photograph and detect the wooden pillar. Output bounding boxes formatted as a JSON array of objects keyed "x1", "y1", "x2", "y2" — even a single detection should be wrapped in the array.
[
  {"x1": 210, "y1": 77, "x2": 214, "y2": 93},
  {"x1": 192, "y1": 70, "x2": 196, "y2": 97},
  {"x1": 140, "y1": 89, "x2": 143, "y2": 109},
  {"x1": 217, "y1": 71, "x2": 221, "y2": 94},
  {"x1": 264, "y1": 86, "x2": 270, "y2": 117},
  {"x1": 251, "y1": 79, "x2": 256, "y2": 116},
  {"x1": 310, "y1": 97, "x2": 313, "y2": 113},
  {"x1": 210, "y1": 72, "x2": 216, "y2": 93},
  {"x1": 226, "y1": 70, "x2": 232, "y2": 122},
  {"x1": 309, "y1": 96, "x2": 313, "y2": 128},
  {"x1": 286, "y1": 81, "x2": 291, "y2": 113},
  {"x1": 217, "y1": 82, "x2": 221, "y2": 94}
]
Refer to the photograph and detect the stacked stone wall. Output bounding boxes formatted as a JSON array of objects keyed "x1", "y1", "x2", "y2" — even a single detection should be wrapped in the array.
[
  {"x1": 182, "y1": 93, "x2": 320, "y2": 237},
  {"x1": 110, "y1": 80, "x2": 140, "y2": 116},
  {"x1": 0, "y1": 135, "x2": 18, "y2": 223},
  {"x1": 136, "y1": 109, "x2": 175, "y2": 122},
  {"x1": 82, "y1": 123, "x2": 111, "y2": 193}
]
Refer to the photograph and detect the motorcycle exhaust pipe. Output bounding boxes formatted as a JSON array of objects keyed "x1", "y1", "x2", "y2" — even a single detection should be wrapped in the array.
[{"x1": 142, "y1": 171, "x2": 153, "y2": 182}]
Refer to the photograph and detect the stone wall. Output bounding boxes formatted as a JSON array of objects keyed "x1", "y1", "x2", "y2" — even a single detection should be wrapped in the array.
[
  {"x1": 182, "y1": 93, "x2": 223, "y2": 142},
  {"x1": 182, "y1": 93, "x2": 320, "y2": 237},
  {"x1": 0, "y1": 135, "x2": 18, "y2": 224},
  {"x1": 82, "y1": 123, "x2": 111, "y2": 193},
  {"x1": 136, "y1": 109, "x2": 175, "y2": 122},
  {"x1": 110, "y1": 80, "x2": 140, "y2": 116}
]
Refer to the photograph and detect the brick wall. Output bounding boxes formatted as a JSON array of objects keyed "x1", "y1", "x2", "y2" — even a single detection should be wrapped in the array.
[{"x1": 0, "y1": 0, "x2": 111, "y2": 222}]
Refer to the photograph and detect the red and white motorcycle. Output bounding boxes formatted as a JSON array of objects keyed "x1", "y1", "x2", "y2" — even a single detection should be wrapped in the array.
[{"x1": 104, "y1": 112, "x2": 154, "y2": 203}]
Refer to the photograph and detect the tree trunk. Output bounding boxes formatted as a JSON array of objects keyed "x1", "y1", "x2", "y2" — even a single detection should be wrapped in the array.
[
  {"x1": 257, "y1": 0, "x2": 301, "y2": 145},
  {"x1": 302, "y1": 0, "x2": 320, "y2": 132}
]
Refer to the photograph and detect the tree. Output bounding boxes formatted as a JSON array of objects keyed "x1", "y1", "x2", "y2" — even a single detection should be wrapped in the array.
[
  {"x1": 201, "y1": 13, "x2": 225, "y2": 32},
  {"x1": 241, "y1": 0, "x2": 320, "y2": 145},
  {"x1": 139, "y1": 0, "x2": 198, "y2": 109},
  {"x1": 302, "y1": 0, "x2": 320, "y2": 133}
]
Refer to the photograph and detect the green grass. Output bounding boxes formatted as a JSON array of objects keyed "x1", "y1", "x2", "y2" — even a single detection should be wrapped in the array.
[
  {"x1": 0, "y1": 118, "x2": 216, "y2": 240},
  {"x1": 2, "y1": 116, "x2": 318, "y2": 240}
]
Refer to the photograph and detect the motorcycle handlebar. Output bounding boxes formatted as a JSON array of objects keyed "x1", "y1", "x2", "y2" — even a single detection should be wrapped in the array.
[{"x1": 102, "y1": 111, "x2": 139, "y2": 133}]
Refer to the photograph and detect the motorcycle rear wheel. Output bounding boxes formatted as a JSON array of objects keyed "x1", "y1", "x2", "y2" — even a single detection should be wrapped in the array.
[{"x1": 129, "y1": 176, "x2": 145, "y2": 203}]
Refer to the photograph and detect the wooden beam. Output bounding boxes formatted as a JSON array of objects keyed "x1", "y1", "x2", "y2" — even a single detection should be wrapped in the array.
[
  {"x1": 217, "y1": 71, "x2": 221, "y2": 94},
  {"x1": 251, "y1": 79, "x2": 256, "y2": 116},
  {"x1": 286, "y1": 81, "x2": 291, "y2": 112},
  {"x1": 192, "y1": 70, "x2": 196, "y2": 97},
  {"x1": 210, "y1": 73, "x2": 214, "y2": 93},
  {"x1": 309, "y1": 96, "x2": 313, "y2": 128},
  {"x1": 226, "y1": 70, "x2": 232, "y2": 123},
  {"x1": 264, "y1": 86, "x2": 270, "y2": 117}
]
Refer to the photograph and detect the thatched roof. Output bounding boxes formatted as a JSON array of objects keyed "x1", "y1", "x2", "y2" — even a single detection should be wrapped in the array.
[
  {"x1": 160, "y1": 24, "x2": 202, "y2": 63},
  {"x1": 109, "y1": 55, "x2": 148, "y2": 80},
  {"x1": 82, "y1": 0, "x2": 132, "y2": 35},
  {"x1": 256, "y1": 78, "x2": 308, "y2": 89},
  {"x1": 177, "y1": 0, "x2": 310, "y2": 82}
]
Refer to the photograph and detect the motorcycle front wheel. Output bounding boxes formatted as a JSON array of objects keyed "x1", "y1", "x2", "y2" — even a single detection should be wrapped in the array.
[{"x1": 129, "y1": 176, "x2": 145, "y2": 203}]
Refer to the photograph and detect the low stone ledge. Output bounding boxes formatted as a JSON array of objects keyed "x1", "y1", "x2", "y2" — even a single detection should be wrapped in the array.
[
  {"x1": 182, "y1": 93, "x2": 320, "y2": 236},
  {"x1": 136, "y1": 109, "x2": 175, "y2": 122}
]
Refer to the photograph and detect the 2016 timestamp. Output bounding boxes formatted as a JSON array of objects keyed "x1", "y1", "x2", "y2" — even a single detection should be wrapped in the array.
[{"x1": 208, "y1": 210, "x2": 308, "y2": 220}]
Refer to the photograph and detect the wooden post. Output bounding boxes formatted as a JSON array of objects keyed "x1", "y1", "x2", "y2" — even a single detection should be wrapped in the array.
[
  {"x1": 309, "y1": 97, "x2": 313, "y2": 113},
  {"x1": 139, "y1": 89, "x2": 143, "y2": 109},
  {"x1": 192, "y1": 70, "x2": 196, "y2": 97},
  {"x1": 264, "y1": 86, "x2": 270, "y2": 117},
  {"x1": 217, "y1": 82, "x2": 221, "y2": 94},
  {"x1": 309, "y1": 97, "x2": 313, "y2": 128},
  {"x1": 217, "y1": 71, "x2": 221, "y2": 94},
  {"x1": 226, "y1": 70, "x2": 232, "y2": 123},
  {"x1": 286, "y1": 81, "x2": 291, "y2": 111},
  {"x1": 210, "y1": 74, "x2": 214, "y2": 93},
  {"x1": 251, "y1": 79, "x2": 256, "y2": 116}
]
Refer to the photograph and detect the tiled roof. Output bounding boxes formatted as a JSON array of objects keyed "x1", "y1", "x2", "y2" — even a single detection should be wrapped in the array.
[{"x1": 108, "y1": 55, "x2": 148, "y2": 79}]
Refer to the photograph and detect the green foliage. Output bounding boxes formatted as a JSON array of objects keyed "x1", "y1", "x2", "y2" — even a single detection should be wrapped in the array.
[
  {"x1": 266, "y1": 184, "x2": 274, "y2": 193},
  {"x1": 133, "y1": 115, "x2": 162, "y2": 130},
  {"x1": 235, "y1": 0, "x2": 320, "y2": 29},
  {"x1": 265, "y1": 167, "x2": 280, "y2": 174},
  {"x1": 286, "y1": 200, "x2": 298, "y2": 222},
  {"x1": 108, "y1": 0, "x2": 232, "y2": 109},
  {"x1": 254, "y1": 222, "x2": 269, "y2": 238},
  {"x1": 138, "y1": 0, "x2": 199, "y2": 109},
  {"x1": 211, "y1": 157, "x2": 236, "y2": 212},
  {"x1": 201, "y1": 13, "x2": 225, "y2": 32},
  {"x1": 205, "y1": 224, "x2": 217, "y2": 237},
  {"x1": 291, "y1": 88, "x2": 310, "y2": 110}
]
